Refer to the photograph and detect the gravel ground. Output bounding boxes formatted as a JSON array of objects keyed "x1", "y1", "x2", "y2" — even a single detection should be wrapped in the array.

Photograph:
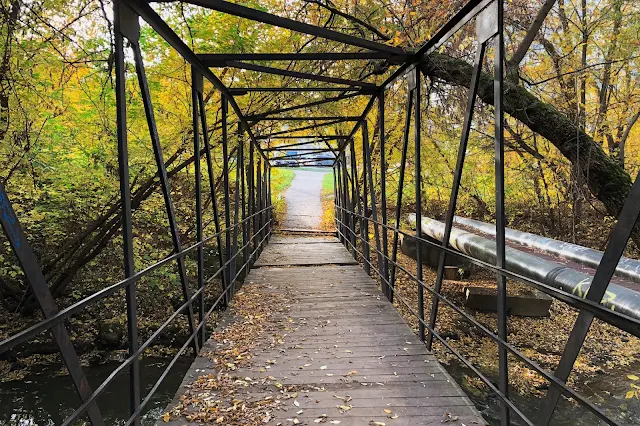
[{"x1": 282, "y1": 168, "x2": 328, "y2": 229}]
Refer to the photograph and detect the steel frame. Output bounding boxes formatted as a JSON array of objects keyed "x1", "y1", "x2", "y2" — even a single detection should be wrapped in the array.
[
  {"x1": 198, "y1": 52, "x2": 408, "y2": 65},
  {"x1": 0, "y1": 1, "x2": 637, "y2": 425}
]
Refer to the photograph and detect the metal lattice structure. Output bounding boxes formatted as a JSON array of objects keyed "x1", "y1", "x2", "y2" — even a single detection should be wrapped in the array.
[{"x1": 0, "y1": 0, "x2": 639, "y2": 425}]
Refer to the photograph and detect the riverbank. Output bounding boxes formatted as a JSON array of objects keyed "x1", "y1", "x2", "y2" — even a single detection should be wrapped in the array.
[{"x1": 344, "y1": 208, "x2": 640, "y2": 424}]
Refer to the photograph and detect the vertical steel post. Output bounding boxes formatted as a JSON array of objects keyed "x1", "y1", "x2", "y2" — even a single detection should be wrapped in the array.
[
  {"x1": 347, "y1": 145, "x2": 357, "y2": 256},
  {"x1": 249, "y1": 140, "x2": 257, "y2": 260},
  {"x1": 241, "y1": 126, "x2": 249, "y2": 272},
  {"x1": 192, "y1": 67, "x2": 205, "y2": 347},
  {"x1": 263, "y1": 160, "x2": 269, "y2": 240},
  {"x1": 267, "y1": 165, "x2": 272, "y2": 239},
  {"x1": 221, "y1": 96, "x2": 232, "y2": 304},
  {"x1": 411, "y1": 69, "x2": 425, "y2": 342},
  {"x1": 341, "y1": 152, "x2": 351, "y2": 249},
  {"x1": 336, "y1": 162, "x2": 344, "y2": 243},
  {"x1": 363, "y1": 121, "x2": 384, "y2": 287},
  {"x1": 199, "y1": 93, "x2": 225, "y2": 295},
  {"x1": 389, "y1": 92, "x2": 413, "y2": 293},
  {"x1": 378, "y1": 92, "x2": 390, "y2": 301},
  {"x1": 231, "y1": 137, "x2": 241, "y2": 295},
  {"x1": 494, "y1": 1, "x2": 510, "y2": 423},
  {"x1": 350, "y1": 138, "x2": 365, "y2": 266},
  {"x1": 332, "y1": 164, "x2": 340, "y2": 233},
  {"x1": 359, "y1": 127, "x2": 370, "y2": 274},
  {"x1": 132, "y1": 42, "x2": 199, "y2": 355},
  {"x1": 256, "y1": 156, "x2": 263, "y2": 251},
  {"x1": 426, "y1": 44, "x2": 486, "y2": 350},
  {"x1": 114, "y1": 3, "x2": 139, "y2": 423}
]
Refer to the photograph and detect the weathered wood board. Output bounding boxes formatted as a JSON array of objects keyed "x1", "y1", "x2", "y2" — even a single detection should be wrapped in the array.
[{"x1": 159, "y1": 236, "x2": 486, "y2": 426}]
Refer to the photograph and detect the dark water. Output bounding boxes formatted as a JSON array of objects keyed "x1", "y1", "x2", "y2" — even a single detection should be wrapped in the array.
[
  {"x1": 0, "y1": 357, "x2": 191, "y2": 426},
  {"x1": 445, "y1": 360, "x2": 640, "y2": 426}
]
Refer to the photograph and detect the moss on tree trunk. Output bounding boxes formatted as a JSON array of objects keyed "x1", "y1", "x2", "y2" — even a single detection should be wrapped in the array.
[{"x1": 421, "y1": 53, "x2": 638, "y2": 245}]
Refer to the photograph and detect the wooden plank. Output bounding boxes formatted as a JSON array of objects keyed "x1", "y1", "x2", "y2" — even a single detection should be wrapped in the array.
[
  {"x1": 270, "y1": 235, "x2": 339, "y2": 244},
  {"x1": 158, "y1": 236, "x2": 486, "y2": 426},
  {"x1": 253, "y1": 243, "x2": 358, "y2": 266}
]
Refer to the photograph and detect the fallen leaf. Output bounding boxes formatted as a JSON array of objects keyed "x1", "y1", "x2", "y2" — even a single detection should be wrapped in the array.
[
  {"x1": 384, "y1": 409, "x2": 392, "y2": 414},
  {"x1": 442, "y1": 413, "x2": 459, "y2": 423}
]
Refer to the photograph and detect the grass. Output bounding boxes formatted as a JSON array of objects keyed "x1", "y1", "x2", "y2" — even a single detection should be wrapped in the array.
[
  {"x1": 270, "y1": 168, "x2": 295, "y2": 225},
  {"x1": 319, "y1": 171, "x2": 335, "y2": 231}
]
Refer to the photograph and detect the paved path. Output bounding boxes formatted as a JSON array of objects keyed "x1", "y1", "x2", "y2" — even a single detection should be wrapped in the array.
[
  {"x1": 282, "y1": 168, "x2": 328, "y2": 230},
  {"x1": 160, "y1": 235, "x2": 486, "y2": 425}
]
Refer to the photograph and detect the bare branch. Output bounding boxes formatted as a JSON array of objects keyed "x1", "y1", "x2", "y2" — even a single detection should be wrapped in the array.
[{"x1": 508, "y1": 0, "x2": 557, "y2": 69}]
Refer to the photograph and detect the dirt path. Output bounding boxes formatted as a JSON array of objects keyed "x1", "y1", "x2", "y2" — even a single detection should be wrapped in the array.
[{"x1": 282, "y1": 168, "x2": 328, "y2": 230}]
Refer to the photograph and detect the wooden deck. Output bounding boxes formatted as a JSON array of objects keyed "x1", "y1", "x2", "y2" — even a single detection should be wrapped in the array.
[{"x1": 160, "y1": 234, "x2": 485, "y2": 426}]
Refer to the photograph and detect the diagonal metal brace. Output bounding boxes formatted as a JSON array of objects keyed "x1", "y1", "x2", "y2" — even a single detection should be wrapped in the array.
[{"x1": 0, "y1": 185, "x2": 104, "y2": 426}]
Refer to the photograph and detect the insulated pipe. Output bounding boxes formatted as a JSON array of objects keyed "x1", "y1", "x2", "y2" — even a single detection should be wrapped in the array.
[
  {"x1": 453, "y1": 216, "x2": 640, "y2": 285},
  {"x1": 407, "y1": 214, "x2": 640, "y2": 321}
]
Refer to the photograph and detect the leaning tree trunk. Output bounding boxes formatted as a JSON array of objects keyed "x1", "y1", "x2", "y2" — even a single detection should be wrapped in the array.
[{"x1": 421, "y1": 53, "x2": 638, "y2": 247}]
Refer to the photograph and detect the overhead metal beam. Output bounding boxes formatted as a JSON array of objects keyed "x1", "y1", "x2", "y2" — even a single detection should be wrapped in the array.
[
  {"x1": 177, "y1": 0, "x2": 406, "y2": 54},
  {"x1": 128, "y1": 1, "x2": 269, "y2": 163},
  {"x1": 224, "y1": 61, "x2": 376, "y2": 87},
  {"x1": 267, "y1": 147, "x2": 334, "y2": 152},
  {"x1": 247, "y1": 92, "x2": 361, "y2": 120},
  {"x1": 230, "y1": 87, "x2": 371, "y2": 94},
  {"x1": 275, "y1": 162, "x2": 333, "y2": 168},
  {"x1": 255, "y1": 116, "x2": 361, "y2": 121},
  {"x1": 271, "y1": 149, "x2": 334, "y2": 159},
  {"x1": 262, "y1": 140, "x2": 339, "y2": 151},
  {"x1": 333, "y1": 95, "x2": 377, "y2": 162},
  {"x1": 198, "y1": 52, "x2": 408, "y2": 65},
  {"x1": 382, "y1": 0, "x2": 491, "y2": 91},
  {"x1": 257, "y1": 135, "x2": 348, "y2": 140},
  {"x1": 258, "y1": 119, "x2": 346, "y2": 138},
  {"x1": 331, "y1": 0, "x2": 491, "y2": 162}
]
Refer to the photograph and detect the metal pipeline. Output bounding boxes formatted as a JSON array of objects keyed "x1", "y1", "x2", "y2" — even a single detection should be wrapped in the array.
[
  {"x1": 407, "y1": 214, "x2": 640, "y2": 321},
  {"x1": 453, "y1": 216, "x2": 640, "y2": 285}
]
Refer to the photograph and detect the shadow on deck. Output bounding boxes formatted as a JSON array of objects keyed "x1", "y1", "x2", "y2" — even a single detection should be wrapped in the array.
[{"x1": 158, "y1": 233, "x2": 485, "y2": 426}]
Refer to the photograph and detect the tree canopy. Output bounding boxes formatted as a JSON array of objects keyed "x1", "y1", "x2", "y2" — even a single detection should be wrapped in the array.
[{"x1": 1, "y1": 0, "x2": 640, "y2": 311}]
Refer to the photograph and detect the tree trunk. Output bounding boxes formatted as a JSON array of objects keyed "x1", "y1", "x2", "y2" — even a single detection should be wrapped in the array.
[
  {"x1": 421, "y1": 53, "x2": 638, "y2": 245},
  {"x1": 0, "y1": 1, "x2": 20, "y2": 142}
]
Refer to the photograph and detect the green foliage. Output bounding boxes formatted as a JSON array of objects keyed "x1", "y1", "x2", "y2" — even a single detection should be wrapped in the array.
[
  {"x1": 270, "y1": 168, "x2": 295, "y2": 223},
  {"x1": 1, "y1": 0, "x2": 640, "y2": 313},
  {"x1": 321, "y1": 171, "x2": 334, "y2": 194}
]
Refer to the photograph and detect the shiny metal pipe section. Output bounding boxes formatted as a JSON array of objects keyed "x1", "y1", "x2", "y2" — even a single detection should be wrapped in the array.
[
  {"x1": 453, "y1": 216, "x2": 640, "y2": 285},
  {"x1": 407, "y1": 214, "x2": 640, "y2": 320}
]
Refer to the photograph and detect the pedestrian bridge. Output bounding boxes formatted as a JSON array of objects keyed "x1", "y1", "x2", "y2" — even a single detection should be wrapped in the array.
[
  {"x1": 159, "y1": 232, "x2": 485, "y2": 425},
  {"x1": 1, "y1": 0, "x2": 639, "y2": 425}
]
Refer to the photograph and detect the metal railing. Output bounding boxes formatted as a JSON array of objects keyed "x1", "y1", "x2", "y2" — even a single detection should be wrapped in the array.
[
  {"x1": 0, "y1": 2, "x2": 274, "y2": 425},
  {"x1": 1, "y1": 0, "x2": 639, "y2": 425},
  {"x1": 330, "y1": 2, "x2": 640, "y2": 424}
]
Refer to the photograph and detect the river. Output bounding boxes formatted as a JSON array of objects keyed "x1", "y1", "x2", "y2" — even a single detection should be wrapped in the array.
[{"x1": 0, "y1": 357, "x2": 191, "y2": 425}]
